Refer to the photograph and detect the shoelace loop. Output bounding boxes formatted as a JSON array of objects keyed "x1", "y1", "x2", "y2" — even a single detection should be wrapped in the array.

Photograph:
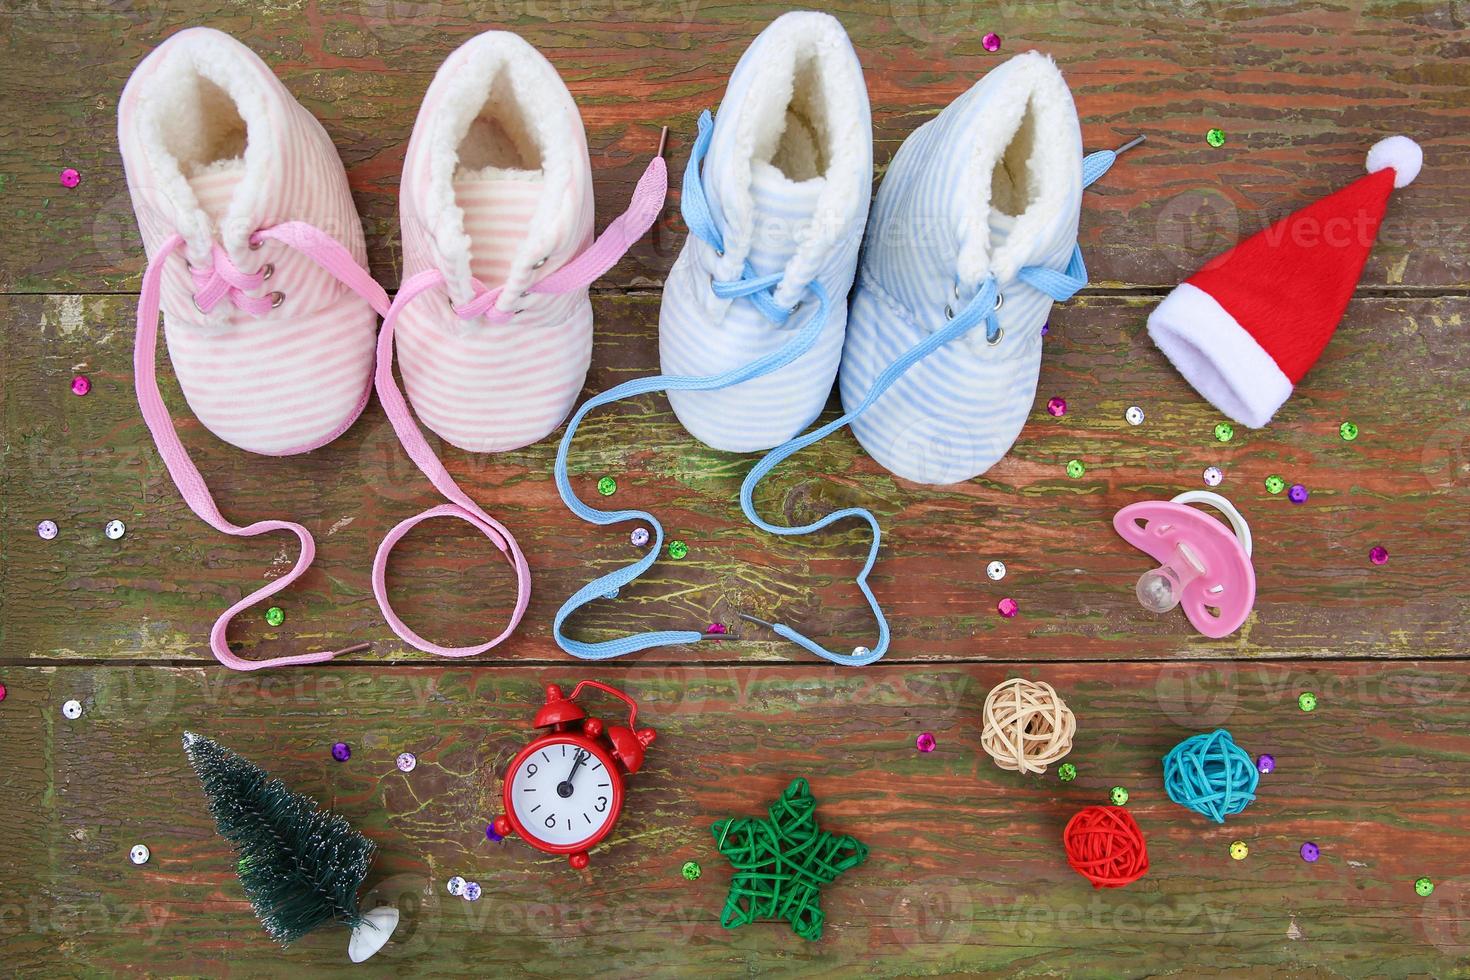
[
  {"x1": 135, "y1": 222, "x2": 390, "y2": 671},
  {"x1": 370, "y1": 143, "x2": 668, "y2": 657},
  {"x1": 554, "y1": 111, "x2": 1141, "y2": 666}
]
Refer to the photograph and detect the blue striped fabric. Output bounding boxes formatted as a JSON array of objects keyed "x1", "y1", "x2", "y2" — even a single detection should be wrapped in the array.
[
  {"x1": 661, "y1": 168, "x2": 861, "y2": 451},
  {"x1": 841, "y1": 52, "x2": 1084, "y2": 485}
]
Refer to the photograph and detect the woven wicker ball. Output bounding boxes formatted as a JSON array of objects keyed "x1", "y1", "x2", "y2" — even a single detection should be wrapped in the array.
[
  {"x1": 1064, "y1": 805, "x2": 1149, "y2": 888},
  {"x1": 1162, "y1": 728, "x2": 1259, "y2": 823},
  {"x1": 980, "y1": 678, "x2": 1076, "y2": 774}
]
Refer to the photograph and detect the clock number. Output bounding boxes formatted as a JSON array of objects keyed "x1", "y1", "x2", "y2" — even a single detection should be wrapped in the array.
[
  {"x1": 526, "y1": 763, "x2": 538, "y2": 776},
  {"x1": 545, "y1": 815, "x2": 556, "y2": 829},
  {"x1": 595, "y1": 796, "x2": 608, "y2": 813}
]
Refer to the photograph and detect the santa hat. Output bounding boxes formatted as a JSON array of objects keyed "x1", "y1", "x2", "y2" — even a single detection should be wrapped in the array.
[{"x1": 1147, "y1": 135, "x2": 1423, "y2": 428}]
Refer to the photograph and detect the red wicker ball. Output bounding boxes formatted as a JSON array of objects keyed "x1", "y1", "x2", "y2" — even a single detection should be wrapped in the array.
[{"x1": 1063, "y1": 805, "x2": 1149, "y2": 888}]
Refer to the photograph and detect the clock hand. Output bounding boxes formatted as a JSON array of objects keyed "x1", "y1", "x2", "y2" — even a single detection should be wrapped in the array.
[{"x1": 557, "y1": 748, "x2": 590, "y2": 799}]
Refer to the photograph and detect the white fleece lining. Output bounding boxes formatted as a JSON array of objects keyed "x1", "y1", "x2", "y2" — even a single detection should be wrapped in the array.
[
  {"x1": 134, "y1": 30, "x2": 276, "y2": 268},
  {"x1": 1148, "y1": 283, "x2": 1294, "y2": 429},
  {"x1": 715, "y1": 11, "x2": 869, "y2": 309},
  {"x1": 956, "y1": 52, "x2": 1082, "y2": 285},
  {"x1": 418, "y1": 33, "x2": 579, "y2": 308}
]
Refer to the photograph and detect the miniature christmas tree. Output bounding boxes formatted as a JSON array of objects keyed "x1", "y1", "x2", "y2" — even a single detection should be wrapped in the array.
[{"x1": 182, "y1": 732, "x2": 398, "y2": 962}]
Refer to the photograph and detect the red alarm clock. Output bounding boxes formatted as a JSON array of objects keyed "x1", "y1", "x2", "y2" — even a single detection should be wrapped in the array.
[{"x1": 492, "y1": 680, "x2": 655, "y2": 869}]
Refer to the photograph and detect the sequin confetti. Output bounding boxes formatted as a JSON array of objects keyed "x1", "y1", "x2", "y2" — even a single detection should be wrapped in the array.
[
  {"x1": 396, "y1": 752, "x2": 417, "y2": 773},
  {"x1": 1206, "y1": 128, "x2": 1226, "y2": 148},
  {"x1": 915, "y1": 732, "x2": 936, "y2": 753},
  {"x1": 1125, "y1": 406, "x2": 1144, "y2": 426},
  {"x1": 986, "y1": 560, "x2": 1007, "y2": 581},
  {"x1": 59, "y1": 168, "x2": 81, "y2": 188},
  {"x1": 706, "y1": 622, "x2": 727, "y2": 635},
  {"x1": 630, "y1": 527, "x2": 650, "y2": 547},
  {"x1": 1265, "y1": 475, "x2": 1285, "y2": 494},
  {"x1": 265, "y1": 606, "x2": 285, "y2": 626},
  {"x1": 331, "y1": 742, "x2": 351, "y2": 762},
  {"x1": 1213, "y1": 422, "x2": 1234, "y2": 442},
  {"x1": 668, "y1": 540, "x2": 689, "y2": 560},
  {"x1": 1288, "y1": 483, "x2": 1309, "y2": 504},
  {"x1": 1058, "y1": 763, "x2": 1077, "y2": 781},
  {"x1": 682, "y1": 861, "x2": 702, "y2": 880},
  {"x1": 982, "y1": 31, "x2": 1001, "y2": 52},
  {"x1": 1203, "y1": 466, "x2": 1223, "y2": 487},
  {"x1": 37, "y1": 520, "x2": 58, "y2": 540},
  {"x1": 1066, "y1": 459, "x2": 1085, "y2": 479},
  {"x1": 597, "y1": 476, "x2": 617, "y2": 496},
  {"x1": 105, "y1": 520, "x2": 126, "y2": 540},
  {"x1": 71, "y1": 375, "x2": 91, "y2": 396},
  {"x1": 997, "y1": 597, "x2": 1019, "y2": 618},
  {"x1": 1047, "y1": 397, "x2": 1067, "y2": 417},
  {"x1": 1339, "y1": 421, "x2": 1359, "y2": 441},
  {"x1": 1369, "y1": 546, "x2": 1388, "y2": 565},
  {"x1": 1301, "y1": 841, "x2": 1320, "y2": 862}
]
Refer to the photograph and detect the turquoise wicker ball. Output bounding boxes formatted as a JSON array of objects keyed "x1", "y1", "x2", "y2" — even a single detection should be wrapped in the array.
[{"x1": 1162, "y1": 729, "x2": 1259, "y2": 823}]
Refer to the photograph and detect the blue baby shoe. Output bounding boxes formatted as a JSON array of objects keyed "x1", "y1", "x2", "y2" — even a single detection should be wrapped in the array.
[
  {"x1": 659, "y1": 11, "x2": 872, "y2": 452},
  {"x1": 842, "y1": 52, "x2": 1086, "y2": 484}
]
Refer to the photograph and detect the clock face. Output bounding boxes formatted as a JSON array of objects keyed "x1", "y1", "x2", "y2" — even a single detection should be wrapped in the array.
[{"x1": 507, "y1": 738, "x2": 620, "y2": 849}]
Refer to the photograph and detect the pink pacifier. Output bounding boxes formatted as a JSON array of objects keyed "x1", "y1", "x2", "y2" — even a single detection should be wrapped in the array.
[{"x1": 1113, "y1": 490, "x2": 1256, "y2": 638}]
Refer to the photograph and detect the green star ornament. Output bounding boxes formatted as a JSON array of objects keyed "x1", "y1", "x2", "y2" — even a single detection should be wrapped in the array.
[{"x1": 710, "y1": 778, "x2": 868, "y2": 941}]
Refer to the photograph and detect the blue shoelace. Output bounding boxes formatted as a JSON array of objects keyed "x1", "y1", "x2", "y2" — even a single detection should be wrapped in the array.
[{"x1": 554, "y1": 109, "x2": 1138, "y2": 664}]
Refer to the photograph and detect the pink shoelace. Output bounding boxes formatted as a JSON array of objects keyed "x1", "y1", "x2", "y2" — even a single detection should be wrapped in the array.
[
  {"x1": 372, "y1": 147, "x2": 668, "y2": 657},
  {"x1": 135, "y1": 222, "x2": 392, "y2": 671}
]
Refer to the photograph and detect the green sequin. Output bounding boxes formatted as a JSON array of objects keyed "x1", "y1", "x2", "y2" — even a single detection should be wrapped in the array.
[
  {"x1": 682, "y1": 861, "x2": 701, "y2": 881},
  {"x1": 1298, "y1": 691, "x2": 1318, "y2": 712},
  {"x1": 1066, "y1": 459, "x2": 1085, "y2": 479},
  {"x1": 1109, "y1": 786, "x2": 1129, "y2": 806},
  {"x1": 597, "y1": 476, "x2": 617, "y2": 496},
  {"x1": 1265, "y1": 475, "x2": 1285, "y2": 494},
  {"x1": 1206, "y1": 128, "x2": 1226, "y2": 148},
  {"x1": 668, "y1": 540, "x2": 689, "y2": 560},
  {"x1": 1058, "y1": 763, "x2": 1077, "y2": 782},
  {"x1": 265, "y1": 606, "x2": 285, "y2": 627},
  {"x1": 1214, "y1": 422, "x2": 1235, "y2": 443},
  {"x1": 1415, "y1": 876, "x2": 1435, "y2": 897},
  {"x1": 1339, "y1": 421, "x2": 1359, "y2": 441}
]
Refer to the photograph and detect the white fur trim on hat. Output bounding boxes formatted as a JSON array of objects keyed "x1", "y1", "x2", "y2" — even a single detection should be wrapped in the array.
[
  {"x1": 1366, "y1": 135, "x2": 1422, "y2": 189},
  {"x1": 1147, "y1": 282, "x2": 1293, "y2": 429}
]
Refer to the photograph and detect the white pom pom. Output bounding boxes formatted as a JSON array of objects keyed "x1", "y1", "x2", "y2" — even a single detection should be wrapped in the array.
[{"x1": 1366, "y1": 135, "x2": 1422, "y2": 188}]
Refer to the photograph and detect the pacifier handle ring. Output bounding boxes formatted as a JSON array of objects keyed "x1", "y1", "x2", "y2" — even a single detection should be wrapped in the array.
[{"x1": 1170, "y1": 490, "x2": 1252, "y2": 558}]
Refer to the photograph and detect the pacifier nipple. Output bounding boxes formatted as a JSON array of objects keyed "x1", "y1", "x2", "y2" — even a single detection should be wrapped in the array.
[{"x1": 1136, "y1": 548, "x2": 1205, "y2": 614}]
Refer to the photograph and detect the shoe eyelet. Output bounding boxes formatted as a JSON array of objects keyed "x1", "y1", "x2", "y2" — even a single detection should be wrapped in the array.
[
  {"x1": 987, "y1": 326, "x2": 1005, "y2": 346},
  {"x1": 259, "y1": 263, "x2": 274, "y2": 281},
  {"x1": 248, "y1": 235, "x2": 264, "y2": 251},
  {"x1": 994, "y1": 292, "x2": 1004, "y2": 311},
  {"x1": 270, "y1": 291, "x2": 285, "y2": 309},
  {"x1": 789, "y1": 300, "x2": 803, "y2": 316},
  {"x1": 533, "y1": 256, "x2": 549, "y2": 269},
  {"x1": 192, "y1": 294, "x2": 206, "y2": 315},
  {"x1": 944, "y1": 304, "x2": 954, "y2": 319}
]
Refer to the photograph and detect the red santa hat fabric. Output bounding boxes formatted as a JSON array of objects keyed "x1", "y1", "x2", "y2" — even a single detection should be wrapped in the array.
[{"x1": 1147, "y1": 136, "x2": 1422, "y2": 428}]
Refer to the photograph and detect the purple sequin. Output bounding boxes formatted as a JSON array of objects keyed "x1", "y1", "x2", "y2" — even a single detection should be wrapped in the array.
[
  {"x1": 1300, "y1": 841, "x2": 1320, "y2": 862},
  {"x1": 1256, "y1": 754, "x2": 1275, "y2": 774}
]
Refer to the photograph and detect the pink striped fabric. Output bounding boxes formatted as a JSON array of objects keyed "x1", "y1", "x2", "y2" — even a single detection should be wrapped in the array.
[
  {"x1": 394, "y1": 31, "x2": 596, "y2": 453},
  {"x1": 119, "y1": 28, "x2": 380, "y2": 669}
]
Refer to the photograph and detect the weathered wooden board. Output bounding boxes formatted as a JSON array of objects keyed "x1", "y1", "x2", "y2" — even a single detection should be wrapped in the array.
[
  {"x1": 0, "y1": 661, "x2": 1466, "y2": 976},
  {"x1": 5, "y1": 292, "x2": 1467, "y2": 666},
  {"x1": 2, "y1": 0, "x2": 1467, "y2": 293}
]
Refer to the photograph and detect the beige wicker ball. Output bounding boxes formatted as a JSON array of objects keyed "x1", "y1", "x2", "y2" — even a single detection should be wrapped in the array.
[{"x1": 980, "y1": 677, "x2": 1076, "y2": 774}]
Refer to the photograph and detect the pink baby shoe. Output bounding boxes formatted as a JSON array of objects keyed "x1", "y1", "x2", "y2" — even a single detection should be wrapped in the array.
[
  {"x1": 372, "y1": 31, "x2": 666, "y2": 656},
  {"x1": 121, "y1": 27, "x2": 388, "y2": 670}
]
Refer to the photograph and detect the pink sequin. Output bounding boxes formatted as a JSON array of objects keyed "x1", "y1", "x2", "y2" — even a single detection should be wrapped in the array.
[
  {"x1": 59, "y1": 168, "x2": 80, "y2": 188},
  {"x1": 1046, "y1": 397, "x2": 1066, "y2": 417},
  {"x1": 982, "y1": 32, "x2": 1001, "y2": 52},
  {"x1": 706, "y1": 622, "x2": 727, "y2": 635},
  {"x1": 1369, "y1": 546, "x2": 1388, "y2": 565},
  {"x1": 71, "y1": 375, "x2": 91, "y2": 396},
  {"x1": 915, "y1": 732, "x2": 936, "y2": 753},
  {"x1": 997, "y1": 597, "x2": 1019, "y2": 618}
]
